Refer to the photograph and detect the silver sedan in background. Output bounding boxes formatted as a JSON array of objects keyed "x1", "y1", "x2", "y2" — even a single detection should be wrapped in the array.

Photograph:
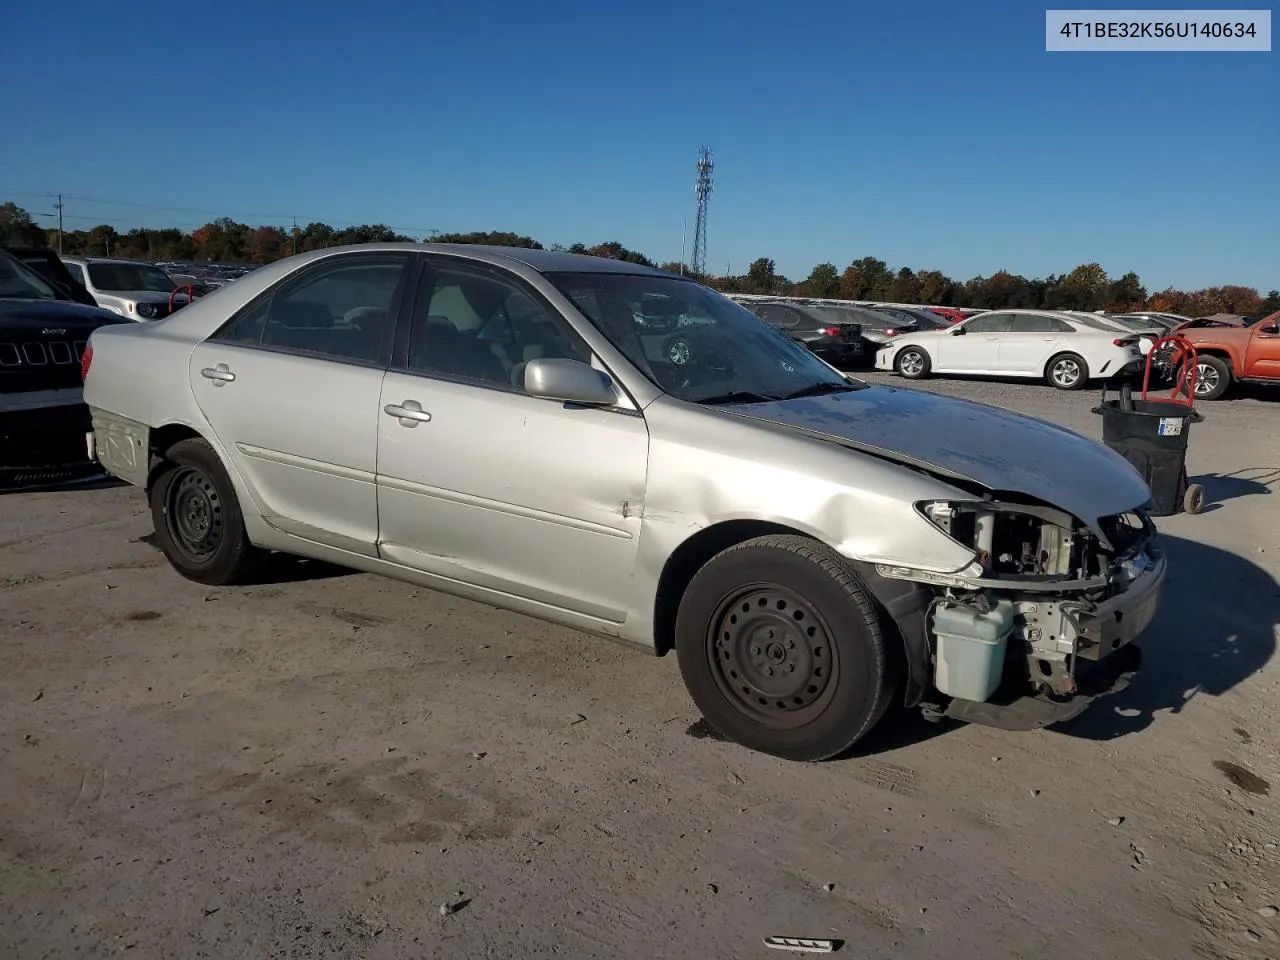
[{"x1": 83, "y1": 245, "x2": 1165, "y2": 760}]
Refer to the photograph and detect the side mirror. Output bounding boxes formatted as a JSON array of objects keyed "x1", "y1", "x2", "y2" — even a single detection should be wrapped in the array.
[
  {"x1": 523, "y1": 358, "x2": 617, "y2": 406},
  {"x1": 952, "y1": 325, "x2": 966, "y2": 335},
  {"x1": 1260, "y1": 324, "x2": 1279, "y2": 335}
]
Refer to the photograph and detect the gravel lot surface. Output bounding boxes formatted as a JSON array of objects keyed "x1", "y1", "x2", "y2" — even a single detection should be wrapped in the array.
[{"x1": 2, "y1": 373, "x2": 1278, "y2": 960}]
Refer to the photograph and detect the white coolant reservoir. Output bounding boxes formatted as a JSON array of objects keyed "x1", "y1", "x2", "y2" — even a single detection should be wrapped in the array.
[{"x1": 931, "y1": 599, "x2": 1016, "y2": 702}]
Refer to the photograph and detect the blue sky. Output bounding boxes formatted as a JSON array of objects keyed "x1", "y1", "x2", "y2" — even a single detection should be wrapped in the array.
[{"x1": 3, "y1": 0, "x2": 1276, "y2": 290}]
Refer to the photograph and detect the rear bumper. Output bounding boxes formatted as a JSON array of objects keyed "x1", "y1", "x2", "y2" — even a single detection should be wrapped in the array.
[
  {"x1": 0, "y1": 400, "x2": 105, "y2": 490},
  {"x1": 805, "y1": 337, "x2": 866, "y2": 365}
]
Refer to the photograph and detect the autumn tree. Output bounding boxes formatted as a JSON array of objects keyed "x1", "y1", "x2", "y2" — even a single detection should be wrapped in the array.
[
  {"x1": 433, "y1": 231, "x2": 542, "y2": 248},
  {"x1": 0, "y1": 202, "x2": 47, "y2": 246},
  {"x1": 743, "y1": 257, "x2": 789, "y2": 295},
  {"x1": 795, "y1": 262, "x2": 840, "y2": 298},
  {"x1": 888, "y1": 267, "x2": 923, "y2": 303}
]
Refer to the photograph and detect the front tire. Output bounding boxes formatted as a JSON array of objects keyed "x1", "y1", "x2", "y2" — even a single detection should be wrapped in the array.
[
  {"x1": 894, "y1": 346, "x2": 931, "y2": 380},
  {"x1": 149, "y1": 438, "x2": 269, "y2": 585},
  {"x1": 1192, "y1": 355, "x2": 1231, "y2": 400},
  {"x1": 1046, "y1": 352, "x2": 1089, "y2": 390},
  {"x1": 674, "y1": 535, "x2": 898, "y2": 761}
]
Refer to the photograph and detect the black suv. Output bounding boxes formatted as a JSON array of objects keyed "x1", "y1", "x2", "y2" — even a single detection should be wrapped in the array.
[{"x1": 1, "y1": 249, "x2": 131, "y2": 489}]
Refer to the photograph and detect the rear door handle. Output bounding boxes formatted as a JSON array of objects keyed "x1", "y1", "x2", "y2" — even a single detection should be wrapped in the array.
[
  {"x1": 384, "y1": 400, "x2": 432, "y2": 427},
  {"x1": 200, "y1": 363, "x2": 235, "y2": 385}
]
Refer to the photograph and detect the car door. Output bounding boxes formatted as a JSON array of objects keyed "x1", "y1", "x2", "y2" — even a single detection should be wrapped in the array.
[
  {"x1": 998, "y1": 313, "x2": 1073, "y2": 373},
  {"x1": 1243, "y1": 316, "x2": 1280, "y2": 380},
  {"x1": 188, "y1": 251, "x2": 412, "y2": 557},
  {"x1": 375, "y1": 255, "x2": 649, "y2": 622},
  {"x1": 934, "y1": 312, "x2": 1011, "y2": 372}
]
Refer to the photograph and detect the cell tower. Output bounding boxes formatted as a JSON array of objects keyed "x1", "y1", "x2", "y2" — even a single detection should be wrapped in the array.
[{"x1": 691, "y1": 146, "x2": 713, "y2": 277}]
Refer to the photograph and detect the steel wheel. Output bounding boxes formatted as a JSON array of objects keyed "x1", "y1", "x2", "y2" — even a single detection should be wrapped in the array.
[
  {"x1": 707, "y1": 584, "x2": 840, "y2": 729},
  {"x1": 164, "y1": 465, "x2": 224, "y2": 563}
]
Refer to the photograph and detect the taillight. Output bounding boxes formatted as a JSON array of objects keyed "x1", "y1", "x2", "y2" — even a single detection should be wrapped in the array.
[
  {"x1": 1112, "y1": 338, "x2": 1135, "y2": 347},
  {"x1": 80, "y1": 343, "x2": 93, "y2": 383},
  {"x1": 885, "y1": 328, "x2": 897, "y2": 337},
  {"x1": 822, "y1": 326, "x2": 841, "y2": 337}
]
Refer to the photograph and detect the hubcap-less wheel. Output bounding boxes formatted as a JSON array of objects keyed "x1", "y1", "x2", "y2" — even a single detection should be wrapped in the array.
[
  {"x1": 1051, "y1": 357, "x2": 1082, "y2": 388},
  {"x1": 1195, "y1": 361, "x2": 1220, "y2": 397},
  {"x1": 708, "y1": 585, "x2": 838, "y2": 729},
  {"x1": 899, "y1": 350, "x2": 925, "y2": 376},
  {"x1": 166, "y1": 466, "x2": 223, "y2": 563}
]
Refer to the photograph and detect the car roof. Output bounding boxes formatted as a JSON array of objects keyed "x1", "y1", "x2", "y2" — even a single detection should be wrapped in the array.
[
  {"x1": 233, "y1": 242, "x2": 673, "y2": 278},
  {"x1": 65, "y1": 256, "x2": 159, "y2": 266}
]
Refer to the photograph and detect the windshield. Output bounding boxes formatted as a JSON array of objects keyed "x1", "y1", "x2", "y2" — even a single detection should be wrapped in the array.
[
  {"x1": 544, "y1": 272, "x2": 854, "y2": 403},
  {"x1": 0, "y1": 251, "x2": 59, "y2": 300},
  {"x1": 86, "y1": 262, "x2": 176, "y2": 292}
]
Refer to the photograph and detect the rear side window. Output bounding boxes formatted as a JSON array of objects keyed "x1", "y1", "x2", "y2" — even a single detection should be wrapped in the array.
[
  {"x1": 213, "y1": 255, "x2": 411, "y2": 365},
  {"x1": 964, "y1": 313, "x2": 1015, "y2": 334},
  {"x1": 1009, "y1": 314, "x2": 1073, "y2": 333}
]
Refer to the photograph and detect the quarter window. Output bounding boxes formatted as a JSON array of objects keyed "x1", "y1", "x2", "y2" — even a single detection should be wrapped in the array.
[
  {"x1": 406, "y1": 260, "x2": 590, "y2": 388},
  {"x1": 63, "y1": 262, "x2": 85, "y2": 285},
  {"x1": 214, "y1": 255, "x2": 410, "y2": 364}
]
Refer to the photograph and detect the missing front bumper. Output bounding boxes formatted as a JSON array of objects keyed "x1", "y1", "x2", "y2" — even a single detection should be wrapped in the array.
[{"x1": 922, "y1": 642, "x2": 1143, "y2": 731}]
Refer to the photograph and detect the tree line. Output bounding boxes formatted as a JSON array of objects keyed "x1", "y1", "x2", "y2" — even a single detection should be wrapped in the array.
[{"x1": 2, "y1": 201, "x2": 1274, "y2": 318}]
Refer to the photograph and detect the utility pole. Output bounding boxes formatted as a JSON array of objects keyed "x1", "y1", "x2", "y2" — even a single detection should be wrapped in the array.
[
  {"x1": 680, "y1": 218, "x2": 686, "y2": 275},
  {"x1": 289, "y1": 215, "x2": 297, "y2": 256},
  {"x1": 54, "y1": 193, "x2": 64, "y2": 253}
]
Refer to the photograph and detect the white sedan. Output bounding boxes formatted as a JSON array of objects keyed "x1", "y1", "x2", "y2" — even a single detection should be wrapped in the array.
[{"x1": 875, "y1": 309, "x2": 1146, "y2": 390}]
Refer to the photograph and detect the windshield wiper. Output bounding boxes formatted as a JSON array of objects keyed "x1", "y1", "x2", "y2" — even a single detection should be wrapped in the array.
[
  {"x1": 776, "y1": 381, "x2": 866, "y2": 401},
  {"x1": 694, "y1": 390, "x2": 779, "y2": 405}
]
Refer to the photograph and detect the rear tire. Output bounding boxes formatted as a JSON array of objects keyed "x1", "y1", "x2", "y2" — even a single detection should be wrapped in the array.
[
  {"x1": 1046, "y1": 352, "x2": 1089, "y2": 390},
  {"x1": 674, "y1": 535, "x2": 898, "y2": 761},
  {"x1": 894, "y1": 346, "x2": 931, "y2": 380},
  {"x1": 149, "y1": 438, "x2": 269, "y2": 586}
]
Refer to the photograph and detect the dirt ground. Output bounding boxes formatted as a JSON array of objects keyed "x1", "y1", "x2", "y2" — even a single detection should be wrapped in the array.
[{"x1": 2, "y1": 374, "x2": 1278, "y2": 960}]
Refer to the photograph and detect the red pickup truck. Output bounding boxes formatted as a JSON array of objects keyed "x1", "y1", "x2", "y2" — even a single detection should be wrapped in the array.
[{"x1": 1177, "y1": 311, "x2": 1280, "y2": 400}]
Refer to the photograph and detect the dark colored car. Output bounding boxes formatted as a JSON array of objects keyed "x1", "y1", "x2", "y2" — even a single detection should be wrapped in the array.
[
  {"x1": 0, "y1": 250, "x2": 131, "y2": 489},
  {"x1": 740, "y1": 300, "x2": 868, "y2": 367},
  {"x1": 1, "y1": 246, "x2": 99, "y2": 307}
]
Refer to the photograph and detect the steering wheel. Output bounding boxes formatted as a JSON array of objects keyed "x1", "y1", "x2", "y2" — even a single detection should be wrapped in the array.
[{"x1": 660, "y1": 327, "x2": 735, "y2": 384}]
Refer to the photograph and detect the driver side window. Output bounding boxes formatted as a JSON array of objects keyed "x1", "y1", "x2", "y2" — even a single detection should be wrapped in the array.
[{"x1": 406, "y1": 260, "x2": 590, "y2": 389}]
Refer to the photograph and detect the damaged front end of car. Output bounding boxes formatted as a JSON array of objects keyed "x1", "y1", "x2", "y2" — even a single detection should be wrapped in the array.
[{"x1": 872, "y1": 496, "x2": 1164, "y2": 731}]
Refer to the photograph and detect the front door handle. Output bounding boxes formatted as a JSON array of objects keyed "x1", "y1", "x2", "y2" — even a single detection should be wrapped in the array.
[
  {"x1": 384, "y1": 400, "x2": 432, "y2": 427},
  {"x1": 200, "y1": 363, "x2": 235, "y2": 386}
]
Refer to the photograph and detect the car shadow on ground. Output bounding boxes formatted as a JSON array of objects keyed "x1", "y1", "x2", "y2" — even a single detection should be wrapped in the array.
[
  {"x1": 135, "y1": 531, "x2": 355, "y2": 583},
  {"x1": 1051, "y1": 533, "x2": 1277, "y2": 741},
  {"x1": 0, "y1": 475, "x2": 128, "y2": 496},
  {"x1": 1191, "y1": 468, "x2": 1279, "y2": 513}
]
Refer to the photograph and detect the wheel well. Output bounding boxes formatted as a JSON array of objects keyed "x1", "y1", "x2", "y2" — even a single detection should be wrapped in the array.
[
  {"x1": 1194, "y1": 348, "x2": 1232, "y2": 364},
  {"x1": 652, "y1": 520, "x2": 807, "y2": 656},
  {"x1": 145, "y1": 424, "x2": 205, "y2": 494}
]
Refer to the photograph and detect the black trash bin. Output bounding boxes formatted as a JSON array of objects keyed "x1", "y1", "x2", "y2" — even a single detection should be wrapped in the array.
[{"x1": 1094, "y1": 388, "x2": 1204, "y2": 517}]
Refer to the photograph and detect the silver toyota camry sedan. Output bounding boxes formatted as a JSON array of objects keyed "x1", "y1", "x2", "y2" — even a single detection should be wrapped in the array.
[{"x1": 82, "y1": 244, "x2": 1164, "y2": 761}]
